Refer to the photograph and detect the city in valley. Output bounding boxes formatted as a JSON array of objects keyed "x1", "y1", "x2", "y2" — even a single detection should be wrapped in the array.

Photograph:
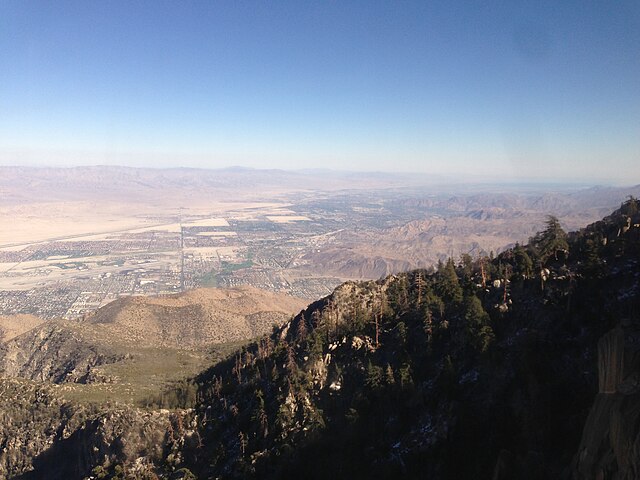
[
  {"x1": 0, "y1": 199, "x2": 344, "y2": 319},
  {"x1": 1, "y1": 166, "x2": 638, "y2": 320}
]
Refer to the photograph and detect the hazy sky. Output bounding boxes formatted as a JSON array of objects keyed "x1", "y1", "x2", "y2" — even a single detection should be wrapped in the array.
[{"x1": 1, "y1": 1, "x2": 639, "y2": 182}]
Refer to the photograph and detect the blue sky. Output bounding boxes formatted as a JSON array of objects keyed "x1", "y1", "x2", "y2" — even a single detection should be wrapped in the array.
[{"x1": 1, "y1": 1, "x2": 638, "y2": 183}]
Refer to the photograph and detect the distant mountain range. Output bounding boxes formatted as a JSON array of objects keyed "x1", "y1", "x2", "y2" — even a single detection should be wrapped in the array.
[
  {"x1": 0, "y1": 165, "x2": 435, "y2": 205},
  {"x1": 299, "y1": 186, "x2": 640, "y2": 279},
  {"x1": 3, "y1": 165, "x2": 636, "y2": 204}
]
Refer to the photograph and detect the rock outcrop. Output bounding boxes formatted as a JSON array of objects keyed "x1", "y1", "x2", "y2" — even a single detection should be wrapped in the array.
[
  {"x1": 598, "y1": 327, "x2": 626, "y2": 394},
  {"x1": 0, "y1": 376, "x2": 198, "y2": 480},
  {"x1": 18, "y1": 408, "x2": 198, "y2": 480},
  {"x1": 574, "y1": 324, "x2": 640, "y2": 479},
  {"x1": 0, "y1": 322, "x2": 124, "y2": 383}
]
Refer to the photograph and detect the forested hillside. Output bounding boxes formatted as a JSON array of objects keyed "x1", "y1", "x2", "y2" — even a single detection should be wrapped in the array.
[
  {"x1": 183, "y1": 198, "x2": 640, "y2": 479},
  {"x1": 8, "y1": 198, "x2": 640, "y2": 479}
]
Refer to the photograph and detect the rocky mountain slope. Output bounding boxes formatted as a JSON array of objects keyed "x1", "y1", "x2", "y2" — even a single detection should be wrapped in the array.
[
  {"x1": 183, "y1": 198, "x2": 640, "y2": 479},
  {"x1": 0, "y1": 378, "x2": 196, "y2": 480},
  {"x1": 3, "y1": 199, "x2": 640, "y2": 479},
  {"x1": 0, "y1": 287, "x2": 306, "y2": 480},
  {"x1": 0, "y1": 287, "x2": 306, "y2": 384},
  {"x1": 0, "y1": 321, "x2": 125, "y2": 383}
]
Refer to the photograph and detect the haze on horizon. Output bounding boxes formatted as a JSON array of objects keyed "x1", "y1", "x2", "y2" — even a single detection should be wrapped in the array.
[{"x1": 1, "y1": 1, "x2": 639, "y2": 184}]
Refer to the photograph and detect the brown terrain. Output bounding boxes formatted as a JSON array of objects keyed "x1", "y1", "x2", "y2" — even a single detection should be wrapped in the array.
[
  {"x1": 298, "y1": 189, "x2": 640, "y2": 279},
  {"x1": 0, "y1": 314, "x2": 44, "y2": 342},
  {"x1": 84, "y1": 286, "x2": 307, "y2": 348},
  {"x1": 0, "y1": 286, "x2": 307, "y2": 405}
]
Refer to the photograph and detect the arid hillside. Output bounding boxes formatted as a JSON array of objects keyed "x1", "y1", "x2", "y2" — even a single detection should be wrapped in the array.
[
  {"x1": 85, "y1": 286, "x2": 307, "y2": 348},
  {"x1": 298, "y1": 187, "x2": 640, "y2": 279},
  {"x1": 0, "y1": 285, "x2": 308, "y2": 478},
  {"x1": 0, "y1": 314, "x2": 44, "y2": 343},
  {"x1": 0, "y1": 287, "x2": 307, "y2": 406}
]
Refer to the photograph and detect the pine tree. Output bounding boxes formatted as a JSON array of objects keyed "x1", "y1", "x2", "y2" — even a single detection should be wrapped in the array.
[
  {"x1": 460, "y1": 253, "x2": 474, "y2": 280},
  {"x1": 415, "y1": 270, "x2": 426, "y2": 307},
  {"x1": 464, "y1": 295, "x2": 489, "y2": 327},
  {"x1": 581, "y1": 238, "x2": 604, "y2": 276},
  {"x1": 513, "y1": 242, "x2": 533, "y2": 278},
  {"x1": 286, "y1": 344, "x2": 297, "y2": 376},
  {"x1": 385, "y1": 364, "x2": 395, "y2": 385},
  {"x1": 436, "y1": 258, "x2": 463, "y2": 304},
  {"x1": 399, "y1": 363, "x2": 414, "y2": 389},
  {"x1": 296, "y1": 316, "x2": 308, "y2": 343},
  {"x1": 423, "y1": 307, "x2": 434, "y2": 342},
  {"x1": 365, "y1": 361, "x2": 383, "y2": 391},
  {"x1": 395, "y1": 321, "x2": 407, "y2": 345},
  {"x1": 532, "y1": 215, "x2": 569, "y2": 264}
]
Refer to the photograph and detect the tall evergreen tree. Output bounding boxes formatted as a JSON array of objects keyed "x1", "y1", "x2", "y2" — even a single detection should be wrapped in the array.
[
  {"x1": 436, "y1": 258, "x2": 463, "y2": 304},
  {"x1": 513, "y1": 242, "x2": 533, "y2": 278},
  {"x1": 532, "y1": 215, "x2": 569, "y2": 264}
]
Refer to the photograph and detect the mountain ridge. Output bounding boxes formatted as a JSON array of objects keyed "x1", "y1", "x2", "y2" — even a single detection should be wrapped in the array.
[
  {"x1": 2, "y1": 199, "x2": 640, "y2": 479},
  {"x1": 83, "y1": 286, "x2": 307, "y2": 349},
  {"x1": 181, "y1": 199, "x2": 639, "y2": 479}
]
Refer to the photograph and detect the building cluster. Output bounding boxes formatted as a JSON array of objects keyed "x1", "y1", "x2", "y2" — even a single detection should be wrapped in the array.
[{"x1": 0, "y1": 204, "x2": 365, "y2": 318}]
